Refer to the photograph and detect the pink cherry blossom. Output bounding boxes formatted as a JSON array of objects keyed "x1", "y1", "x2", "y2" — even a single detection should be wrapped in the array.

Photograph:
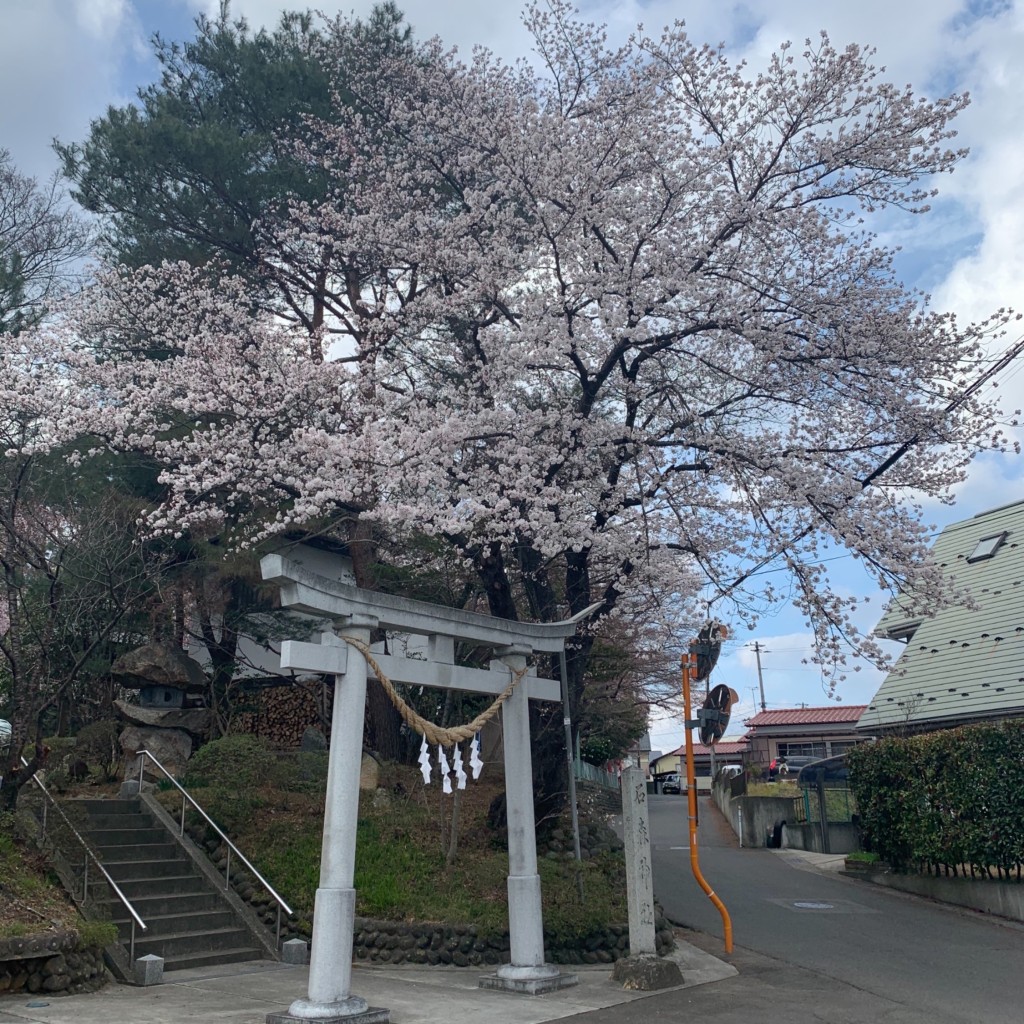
[{"x1": 4, "y1": 1, "x2": 1019, "y2": 686}]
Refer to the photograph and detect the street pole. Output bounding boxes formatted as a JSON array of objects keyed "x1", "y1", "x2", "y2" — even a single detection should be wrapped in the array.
[
  {"x1": 681, "y1": 652, "x2": 733, "y2": 954},
  {"x1": 752, "y1": 641, "x2": 767, "y2": 711},
  {"x1": 559, "y1": 650, "x2": 585, "y2": 903}
]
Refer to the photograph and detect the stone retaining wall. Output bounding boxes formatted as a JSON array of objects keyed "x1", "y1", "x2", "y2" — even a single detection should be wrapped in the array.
[
  {"x1": 349, "y1": 916, "x2": 675, "y2": 966},
  {"x1": 0, "y1": 929, "x2": 108, "y2": 996}
]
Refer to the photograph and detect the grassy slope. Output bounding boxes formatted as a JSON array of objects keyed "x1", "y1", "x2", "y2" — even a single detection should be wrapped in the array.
[
  {"x1": 3, "y1": 738, "x2": 627, "y2": 944},
  {"x1": 0, "y1": 812, "x2": 81, "y2": 937},
  {"x1": 170, "y1": 758, "x2": 627, "y2": 941}
]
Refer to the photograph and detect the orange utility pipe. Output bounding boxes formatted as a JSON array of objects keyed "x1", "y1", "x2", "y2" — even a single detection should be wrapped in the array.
[{"x1": 681, "y1": 652, "x2": 734, "y2": 954}]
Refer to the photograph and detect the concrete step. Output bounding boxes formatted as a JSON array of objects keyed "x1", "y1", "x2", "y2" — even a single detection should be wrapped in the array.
[
  {"x1": 71, "y1": 798, "x2": 145, "y2": 816},
  {"x1": 95, "y1": 890, "x2": 221, "y2": 918},
  {"x1": 105, "y1": 874, "x2": 213, "y2": 899},
  {"x1": 160, "y1": 946, "x2": 268, "y2": 973},
  {"x1": 88, "y1": 827, "x2": 175, "y2": 847},
  {"x1": 79, "y1": 812, "x2": 157, "y2": 831},
  {"x1": 70, "y1": 795, "x2": 269, "y2": 973},
  {"x1": 98, "y1": 857, "x2": 193, "y2": 880},
  {"x1": 94, "y1": 841, "x2": 184, "y2": 861},
  {"x1": 134, "y1": 925, "x2": 257, "y2": 959},
  {"x1": 115, "y1": 908, "x2": 238, "y2": 941}
]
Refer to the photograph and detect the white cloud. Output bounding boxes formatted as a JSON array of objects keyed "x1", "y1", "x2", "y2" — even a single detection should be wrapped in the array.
[
  {"x1": 931, "y1": 8, "x2": 1024, "y2": 330},
  {"x1": 74, "y1": 0, "x2": 130, "y2": 39},
  {"x1": 0, "y1": 0, "x2": 144, "y2": 180}
]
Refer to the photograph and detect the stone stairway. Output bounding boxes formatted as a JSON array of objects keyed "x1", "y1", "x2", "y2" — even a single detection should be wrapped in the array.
[{"x1": 72, "y1": 797, "x2": 269, "y2": 971}]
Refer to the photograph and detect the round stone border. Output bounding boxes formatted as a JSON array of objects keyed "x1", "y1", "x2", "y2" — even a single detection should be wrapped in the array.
[
  {"x1": 347, "y1": 916, "x2": 675, "y2": 967},
  {"x1": 0, "y1": 928, "x2": 109, "y2": 996}
]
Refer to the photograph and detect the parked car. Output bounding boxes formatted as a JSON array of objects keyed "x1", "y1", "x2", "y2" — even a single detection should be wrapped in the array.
[
  {"x1": 718, "y1": 764, "x2": 743, "y2": 779},
  {"x1": 661, "y1": 773, "x2": 683, "y2": 794},
  {"x1": 769, "y1": 755, "x2": 820, "y2": 780}
]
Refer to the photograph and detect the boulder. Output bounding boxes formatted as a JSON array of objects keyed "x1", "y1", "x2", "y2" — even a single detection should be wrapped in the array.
[
  {"x1": 299, "y1": 726, "x2": 327, "y2": 752},
  {"x1": 611, "y1": 954, "x2": 684, "y2": 991},
  {"x1": 120, "y1": 725, "x2": 193, "y2": 779},
  {"x1": 360, "y1": 752, "x2": 379, "y2": 790},
  {"x1": 112, "y1": 643, "x2": 207, "y2": 694}
]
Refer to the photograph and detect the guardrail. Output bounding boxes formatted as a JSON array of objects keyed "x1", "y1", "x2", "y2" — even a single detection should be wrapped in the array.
[
  {"x1": 21, "y1": 757, "x2": 147, "y2": 960},
  {"x1": 136, "y1": 749, "x2": 293, "y2": 948}
]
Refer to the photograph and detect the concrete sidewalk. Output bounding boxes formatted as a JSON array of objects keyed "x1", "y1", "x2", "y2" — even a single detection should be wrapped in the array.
[
  {"x1": 0, "y1": 934, "x2": 735, "y2": 1024},
  {"x1": 771, "y1": 848, "x2": 848, "y2": 875}
]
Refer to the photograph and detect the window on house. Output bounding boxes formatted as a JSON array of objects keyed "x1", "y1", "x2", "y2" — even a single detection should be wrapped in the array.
[
  {"x1": 967, "y1": 532, "x2": 1007, "y2": 562},
  {"x1": 829, "y1": 741, "x2": 858, "y2": 756},
  {"x1": 779, "y1": 743, "x2": 826, "y2": 759}
]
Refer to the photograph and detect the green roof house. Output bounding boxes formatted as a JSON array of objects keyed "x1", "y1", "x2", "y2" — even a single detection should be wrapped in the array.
[{"x1": 859, "y1": 500, "x2": 1024, "y2": 734}]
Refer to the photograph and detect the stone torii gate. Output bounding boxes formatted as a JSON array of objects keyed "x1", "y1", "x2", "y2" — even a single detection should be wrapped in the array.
[{"x1": 261, "y1": 551, "x2": 596, "y2": 1024}]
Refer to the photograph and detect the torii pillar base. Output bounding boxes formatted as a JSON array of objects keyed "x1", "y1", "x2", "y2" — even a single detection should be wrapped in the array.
[
  {"x1": 267, "y1": 1007, "x2": 389, "y2": 1024},
  {"x1": 479, "y1": 964, "x2": 579, "y2": 996}
]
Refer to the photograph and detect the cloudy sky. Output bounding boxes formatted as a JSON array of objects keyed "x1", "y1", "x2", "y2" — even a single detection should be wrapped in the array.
[{"x1": 3, "y1": 0, "x2": 1024, "y2": 751}]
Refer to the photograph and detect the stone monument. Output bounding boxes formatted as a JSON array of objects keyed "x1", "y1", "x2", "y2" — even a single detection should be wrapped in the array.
[{"x1": 611, "y1": 767, "x2": 683, "y2": 991}]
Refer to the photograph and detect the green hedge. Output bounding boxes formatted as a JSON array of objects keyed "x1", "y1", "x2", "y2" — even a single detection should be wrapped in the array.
[{"x1": 847, "y1": 720, "x2": 1024, "y2": 878}]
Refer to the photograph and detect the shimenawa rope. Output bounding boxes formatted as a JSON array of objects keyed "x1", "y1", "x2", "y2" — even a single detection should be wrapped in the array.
[{"x1": 342, "y1": 636, "x2": 528, "y2": 747}]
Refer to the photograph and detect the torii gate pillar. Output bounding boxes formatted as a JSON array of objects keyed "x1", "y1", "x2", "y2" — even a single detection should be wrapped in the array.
[
  {"x1": 477, "y1": 646, "x2": 567, "y2": 993},
  {"x1": 268, "y1": 617, "x2": 389, "y2": 1024}
]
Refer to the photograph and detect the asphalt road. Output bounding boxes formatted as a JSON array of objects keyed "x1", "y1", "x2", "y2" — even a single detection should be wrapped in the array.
[{"x1": 624, "y1": 793, "x2": 1024, "y2": 1024}]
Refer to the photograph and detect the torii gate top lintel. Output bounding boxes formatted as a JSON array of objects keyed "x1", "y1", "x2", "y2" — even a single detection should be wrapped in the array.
[{"x1": 261, "y1": 553, "x2": 600, "y2": 654}]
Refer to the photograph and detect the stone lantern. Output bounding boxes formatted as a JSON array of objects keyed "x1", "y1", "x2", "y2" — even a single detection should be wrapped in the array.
[{"x1": 112, "y1": 643, "x2": 211, "y2": 778}]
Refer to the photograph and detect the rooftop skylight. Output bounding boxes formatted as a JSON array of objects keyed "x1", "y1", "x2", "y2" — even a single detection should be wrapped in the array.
[{"x1": 967, "y1": 532, "x2": 1007, "y2": 563}]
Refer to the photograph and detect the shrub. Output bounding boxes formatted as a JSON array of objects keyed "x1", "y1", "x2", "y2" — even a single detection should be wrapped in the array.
[
  {"x1": 183, "y1": 734, "x2": 279, "y2": 790},
  {"x1": 283, "y1": 751, "x2": 330, "y2": 795},
  {"x1": 74, "y1": 720, "x2": 121, "y2": 781},
  {"x1": 38, "y1": 736, "x2": 82, "y2": 793},
  {"x1": 848, "y1": 720, "x2": 1024, "y2": 876}
]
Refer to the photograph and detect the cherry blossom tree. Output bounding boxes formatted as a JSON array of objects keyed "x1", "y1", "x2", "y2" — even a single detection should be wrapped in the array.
[{"x1": 9, "y1": 3, "x2": 1019, "y2": 798}]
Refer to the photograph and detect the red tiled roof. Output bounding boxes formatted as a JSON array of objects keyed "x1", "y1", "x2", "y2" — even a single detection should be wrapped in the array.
[
  {"x1": 744, "y1": 706, "x2": 867, "y2": 727},
  {"x1": 667, "y1": 740, "x2": 749, "y2": 757}
]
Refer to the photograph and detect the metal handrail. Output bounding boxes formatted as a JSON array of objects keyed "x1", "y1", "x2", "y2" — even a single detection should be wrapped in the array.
[
  {"x1": 20, "y1": 757, "x2": 147, "y2": 961},
  {"x1": 137, "y1": 749, "x2": 293, "y2": 947}
]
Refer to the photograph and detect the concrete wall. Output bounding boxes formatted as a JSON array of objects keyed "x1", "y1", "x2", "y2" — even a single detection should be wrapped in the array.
[
  {"x1": 739, "y1": 795, "x2": 802, "y2": 848},
  {"x1": 856, "y1": 867, "x2": 1024, "y2": 923},
  {"x1": 712, "y1": 787, "x2": 802, "y2": 848},
  {"x1": 712, "y1": 775, "x2": 733, "y2": 818},
  {"x1": 785, "y1": 821, "x2": 861, "y2": 854},
  {"x1": 711, "y1": 777, "x2": 860, "y2": 852}
]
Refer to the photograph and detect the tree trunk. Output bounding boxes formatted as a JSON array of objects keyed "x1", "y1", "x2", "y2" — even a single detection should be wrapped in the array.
[
  {"x1": 199, "y1": 576, "x2": 244, "y2": 737},
  {"x1": 346, "y1": 514, "x2": 405, "y2": 760}
]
